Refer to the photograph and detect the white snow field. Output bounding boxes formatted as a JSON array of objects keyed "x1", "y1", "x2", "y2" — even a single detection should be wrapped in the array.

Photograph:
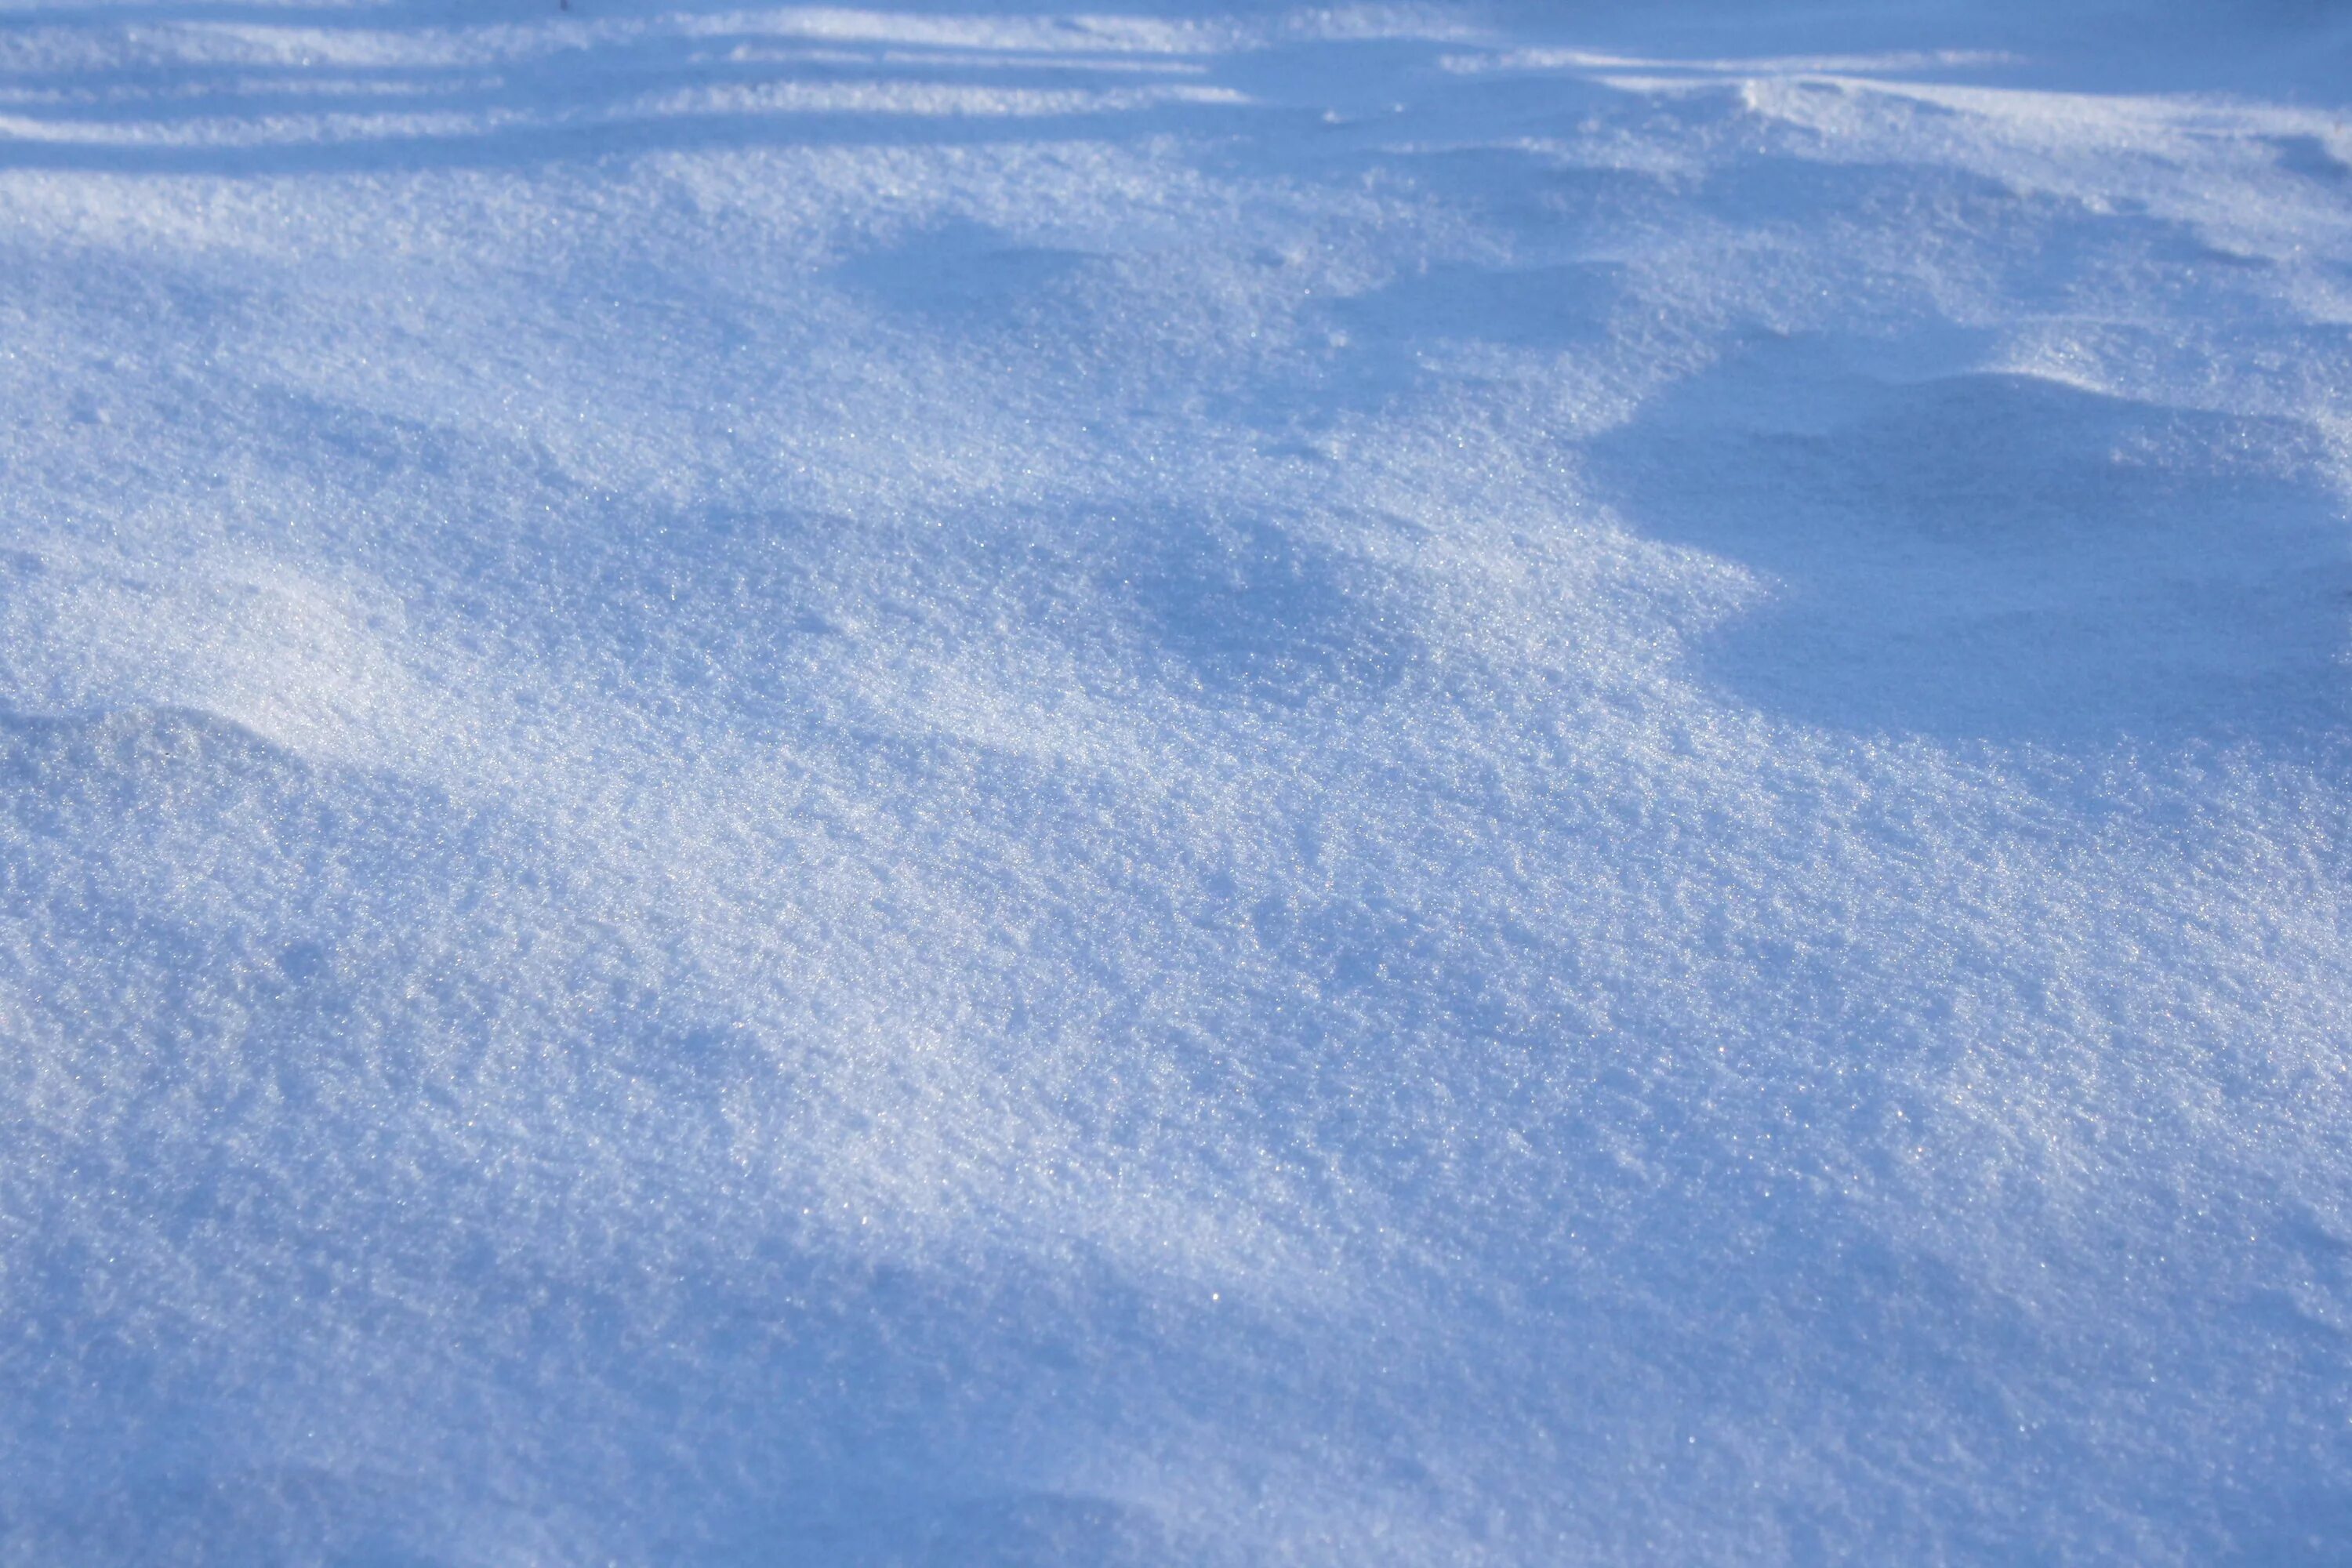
[{"x1": 1, "y1": 0, "x2": 2349, "y2": 1561}]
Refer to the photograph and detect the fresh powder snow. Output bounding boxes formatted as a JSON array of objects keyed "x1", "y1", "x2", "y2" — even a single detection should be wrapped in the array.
[{"x1": 0, "y1": 0, "x2": 2348, "y2": 1562}]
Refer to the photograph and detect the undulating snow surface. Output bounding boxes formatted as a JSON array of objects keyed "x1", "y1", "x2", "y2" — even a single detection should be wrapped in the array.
[{"x1": 1, "y1": 0, "x2": 2349, "y2": 1561}]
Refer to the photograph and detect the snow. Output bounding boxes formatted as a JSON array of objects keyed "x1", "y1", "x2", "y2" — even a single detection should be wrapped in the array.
[{"x1": 0, "y1": 0, "x2": 2348, "y2": 1561}]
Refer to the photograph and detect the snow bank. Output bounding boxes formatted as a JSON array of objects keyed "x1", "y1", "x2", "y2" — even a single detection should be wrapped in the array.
[{"x1": 0, "y1": 0, "x2": 2347, "y2": 1561}]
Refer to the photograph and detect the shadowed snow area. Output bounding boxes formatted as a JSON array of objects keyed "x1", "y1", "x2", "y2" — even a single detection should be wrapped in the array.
[{"x1": 0, "y1": 0, "x2": 2350, "y2": 1562}]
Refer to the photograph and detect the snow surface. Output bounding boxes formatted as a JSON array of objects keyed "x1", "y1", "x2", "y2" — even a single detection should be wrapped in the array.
[{"x1": 0, "y1": 0, "x2": 2349, "y2": 1561}]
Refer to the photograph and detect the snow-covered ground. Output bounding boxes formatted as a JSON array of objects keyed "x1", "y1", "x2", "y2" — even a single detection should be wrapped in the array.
[{"x1": 1, "y1": 0, "x2": 2348, "y2": 1561}]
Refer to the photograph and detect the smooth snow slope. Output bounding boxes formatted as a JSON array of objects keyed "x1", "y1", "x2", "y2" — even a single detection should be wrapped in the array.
[{"x1": 0, "y1": 0, "x2": 2349, "y2": 1562}]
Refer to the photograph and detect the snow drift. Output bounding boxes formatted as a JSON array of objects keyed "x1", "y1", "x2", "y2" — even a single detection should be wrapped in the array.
[{"x1": 0, "y1": 0, "x2": 2348, "y2": 1561}]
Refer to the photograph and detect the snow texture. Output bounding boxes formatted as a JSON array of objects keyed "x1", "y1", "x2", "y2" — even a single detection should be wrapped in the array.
[{"x1": 0, "y1": 0, "x2": 2349, "y2": 1561}]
